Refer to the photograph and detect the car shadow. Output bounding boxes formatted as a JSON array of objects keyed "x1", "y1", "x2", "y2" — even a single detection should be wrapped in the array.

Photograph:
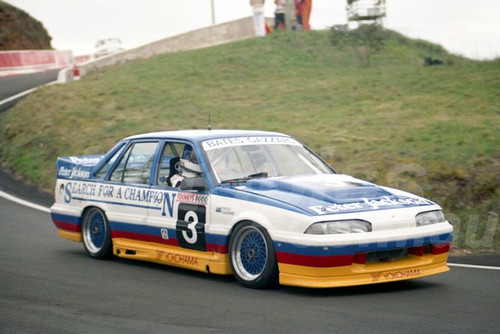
[{"x1": 279, "y1": 279, "x2": 441, "y2": 297}]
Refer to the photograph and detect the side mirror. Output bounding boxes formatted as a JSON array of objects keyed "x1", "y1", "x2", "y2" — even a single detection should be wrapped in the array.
[{"x1": 179, "y1": 176, "x2": 208, "y2": 192}]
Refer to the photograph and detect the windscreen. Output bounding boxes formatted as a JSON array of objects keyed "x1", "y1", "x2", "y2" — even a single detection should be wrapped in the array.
[{"x1": 202, "y1": 136, "x2": 334, "y2": 183}]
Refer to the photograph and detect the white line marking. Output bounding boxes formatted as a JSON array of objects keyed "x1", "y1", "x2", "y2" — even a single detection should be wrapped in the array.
[
  {"x1": 448, "y1": 263, "x2": 500, "y2": 271},
  {"x1": 0, "y1": 87, "x2": 38, "y2": 106},
  {"x1": 0, "y1": 189, "x2": 51, "y2": 213},
  {"x1": 0, "y1": 79, "x2": 58, "y2": 108}
]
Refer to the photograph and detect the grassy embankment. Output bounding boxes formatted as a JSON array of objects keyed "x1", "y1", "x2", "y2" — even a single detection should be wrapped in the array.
[{"x1": 0, "y1": 31, "x2": 498, "y2": 250}]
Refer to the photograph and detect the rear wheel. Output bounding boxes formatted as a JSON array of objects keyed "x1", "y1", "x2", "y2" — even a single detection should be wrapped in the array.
[
  {"x1": 82, "y1": 207, "x2": 112, "y2": 259},
  {"x1": 229, "y1": 222, "x2": 278, "y2": 289}
]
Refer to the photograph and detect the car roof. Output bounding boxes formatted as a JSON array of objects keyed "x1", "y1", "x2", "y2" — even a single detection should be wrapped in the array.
[{"x1": 124, "y1": 129, "x2": 288, "y2": 142}]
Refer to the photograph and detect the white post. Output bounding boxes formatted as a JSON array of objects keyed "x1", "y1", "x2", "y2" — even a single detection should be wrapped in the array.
[
  {"x1": 211, "y1": 0, "x2": 215, "y2": 25},
  {"x1": 285, "y1": 0, "x2": 294, "y2": 31}
]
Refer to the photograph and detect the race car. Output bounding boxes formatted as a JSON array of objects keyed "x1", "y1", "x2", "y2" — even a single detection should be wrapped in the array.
[{"x1": 50, "y1": 130, "x2": 453, "y2": 289}]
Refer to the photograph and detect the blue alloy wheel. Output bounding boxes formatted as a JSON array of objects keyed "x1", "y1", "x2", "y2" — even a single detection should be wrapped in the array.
[
  {"x1": 82, "y1": 207, "x2": 112, "y2": 259},
  {"x1": 240, "y1": 230, "x2": 267, "y2": 275},
  {"x1": 229, "y1": 222, "x2": 278, "y2": 289}
]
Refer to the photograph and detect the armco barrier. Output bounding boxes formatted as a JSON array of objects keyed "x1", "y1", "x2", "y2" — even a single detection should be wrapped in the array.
[
  {"x1": 0, "y1": 50, "x2": 73, "y2": 75},
  {"x1": 78, "y1": 17, "x2": 259, "y2": 76}
]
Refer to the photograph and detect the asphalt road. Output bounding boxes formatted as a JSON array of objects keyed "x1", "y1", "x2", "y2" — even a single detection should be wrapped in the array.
[
  {"x1": 0, "y1": 189, "x2": 499, "y2": 333},
  {"x1": 0, "y1": 69, "x2": 60, "y2": 111}
]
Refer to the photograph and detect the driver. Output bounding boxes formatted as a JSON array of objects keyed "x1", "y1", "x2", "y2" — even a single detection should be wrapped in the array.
[{"x1": 170, "y1": 145, "x2": 201, "y2": 187}]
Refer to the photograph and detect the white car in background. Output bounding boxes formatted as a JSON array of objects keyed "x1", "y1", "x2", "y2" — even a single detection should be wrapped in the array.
[{"x1": 94, "y1": 38, "x2": 124, "y2": 58}]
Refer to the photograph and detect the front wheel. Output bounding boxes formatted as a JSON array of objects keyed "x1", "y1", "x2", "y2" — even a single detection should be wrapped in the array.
[
  {"x1": 82, "y1": 207, "x2": 112, "y2": 259},
  {"x1": 229, "y1": 222, "x2": 278, "y2": 289}
]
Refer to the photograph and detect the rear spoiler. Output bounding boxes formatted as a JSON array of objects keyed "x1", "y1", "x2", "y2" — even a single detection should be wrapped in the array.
[{"x1": 56, "y1": 155, "x2": 104, "y2": 180}]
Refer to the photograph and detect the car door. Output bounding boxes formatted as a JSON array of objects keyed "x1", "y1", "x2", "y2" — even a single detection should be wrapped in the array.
[
  {"x1": 147, "y1": 141, "x2": 210, "y2": 252},
  {"x1": 105, "y1": 140, "x2": 160, "y2": 232}
]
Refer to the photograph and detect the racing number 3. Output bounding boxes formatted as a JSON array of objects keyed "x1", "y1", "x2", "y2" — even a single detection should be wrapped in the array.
[{"x1": 176, "y1": 203, "x2": 206, "y2": 251}]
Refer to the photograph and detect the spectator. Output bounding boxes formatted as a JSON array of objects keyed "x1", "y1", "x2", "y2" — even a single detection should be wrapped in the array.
[
  {"x1": 250, "y1": 0, "x2": 266, "y2": 37},
  {"x1": 274, "y1": 0, "x2": 286, "y2": 30},
  {"x1": 294, "y1": 0, "x2": 302, "y2": 30},
  {"x1": 300, "y1": 0, "x2": 312, "y2": 30}
]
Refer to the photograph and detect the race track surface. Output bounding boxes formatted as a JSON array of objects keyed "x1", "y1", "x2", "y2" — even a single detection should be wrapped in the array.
[
  {"x1": 0, "y1": 70, "x2": 59, "y2": 101},
  {"x1": 0, "y1": 70, "x2": 60, "y2": 112}
]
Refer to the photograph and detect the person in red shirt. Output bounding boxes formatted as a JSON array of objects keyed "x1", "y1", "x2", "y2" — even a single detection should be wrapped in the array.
[{"x1": 300, "y1": 0, "x2": 312, "y2": 30}]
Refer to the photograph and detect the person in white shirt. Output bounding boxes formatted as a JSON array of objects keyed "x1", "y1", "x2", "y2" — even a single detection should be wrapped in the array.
[
  {"x1": 250, "y1": 0, "x2": 266, "y2": 37},
  {"x1": 274, "y1": 0, "x2": 286, "y2": 29}
]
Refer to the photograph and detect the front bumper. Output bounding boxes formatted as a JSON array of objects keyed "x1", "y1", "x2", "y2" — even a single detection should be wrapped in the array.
[
  {"x1": 278, "y1": 248, "x2": 450, "y2": 288},
  {"x1": 273, "y1": 223, "x2": 453, "y2": 288}
]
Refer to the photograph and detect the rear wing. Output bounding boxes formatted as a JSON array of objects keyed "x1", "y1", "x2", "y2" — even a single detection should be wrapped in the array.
[{"x1": 56, "y1": 155, "x2": 104, "y2": 180}]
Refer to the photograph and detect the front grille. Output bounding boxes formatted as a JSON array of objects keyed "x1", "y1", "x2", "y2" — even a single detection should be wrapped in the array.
[{"x1": 366, "y1": 248, "x2": 408, "y2": 263}]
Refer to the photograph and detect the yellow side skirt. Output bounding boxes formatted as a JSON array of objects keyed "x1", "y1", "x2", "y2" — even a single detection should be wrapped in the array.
[{"x1": 112, "y1": 238, "x2": 232, "y2": 275}]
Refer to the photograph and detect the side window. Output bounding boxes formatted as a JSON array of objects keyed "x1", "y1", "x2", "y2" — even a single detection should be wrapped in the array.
[
  {"x1": 110, "y1": 141, "x2": 159, "y2": 184},
  {"x1": 95, "y1": 144, "x2": 126, "y2": 180},
  {"x1": 157, "y1": 142, "x2": 186, "y2": 187}
]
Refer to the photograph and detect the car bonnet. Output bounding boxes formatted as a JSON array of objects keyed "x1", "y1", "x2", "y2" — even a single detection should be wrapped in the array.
[{"x1": 233, "y1": 174, "x2": 436, "y2": 216}]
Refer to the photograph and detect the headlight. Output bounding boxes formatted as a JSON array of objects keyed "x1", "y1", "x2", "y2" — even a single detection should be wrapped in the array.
[
  {"x1": 415, "y1": 210, "x2": 446, "y2": 226},
  {"x1": 305, "y1": 220, "x2": 372, "y2": 234}
]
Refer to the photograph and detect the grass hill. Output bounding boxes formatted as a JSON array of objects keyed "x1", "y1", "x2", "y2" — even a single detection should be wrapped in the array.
[
  {"x1": 0, "y1": 30, "x2": 498, "y2": 250},
  {"x1": 0, "y1": 1, "x2": 52, "y2": 50}
]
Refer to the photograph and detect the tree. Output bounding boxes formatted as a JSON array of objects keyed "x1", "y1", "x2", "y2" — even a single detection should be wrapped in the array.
[{"x1": 330, "y1": 23, "x2": 385, "y2": 66}]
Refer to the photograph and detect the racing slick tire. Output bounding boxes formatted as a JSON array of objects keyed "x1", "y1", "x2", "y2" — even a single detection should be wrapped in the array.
[
  {"x1": 82, "y1": 207, "x2": 113, "y2": 259},
  {"x1": 229, "y1": 222, "x2": 279, "y2": 289}
]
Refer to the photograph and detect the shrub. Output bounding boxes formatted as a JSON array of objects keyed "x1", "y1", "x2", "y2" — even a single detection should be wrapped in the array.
[{"x1": 330, "y1": 23, "x2": 386, "y2": 66}]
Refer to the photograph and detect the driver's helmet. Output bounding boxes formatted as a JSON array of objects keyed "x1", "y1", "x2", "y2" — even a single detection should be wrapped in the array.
[{"x1": 180, "y1": 145, "x2": 201, "y2": 178}]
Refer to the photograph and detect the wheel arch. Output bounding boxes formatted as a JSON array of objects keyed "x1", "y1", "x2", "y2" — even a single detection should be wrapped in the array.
[
  {"x1": 80, "y1": 203, "x2": 112, "y2": 228},
  {"x1": 81, "y1": 204, "x2": 100, "y2": 219},
  {"x1": 227, "y1": 210, "x2": 273, "y2": 237}
]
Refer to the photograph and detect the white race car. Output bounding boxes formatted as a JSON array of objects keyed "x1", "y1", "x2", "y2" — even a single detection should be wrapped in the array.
[{"x1": 50, "y1": 130, "x2": 453, "y2": 288}]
